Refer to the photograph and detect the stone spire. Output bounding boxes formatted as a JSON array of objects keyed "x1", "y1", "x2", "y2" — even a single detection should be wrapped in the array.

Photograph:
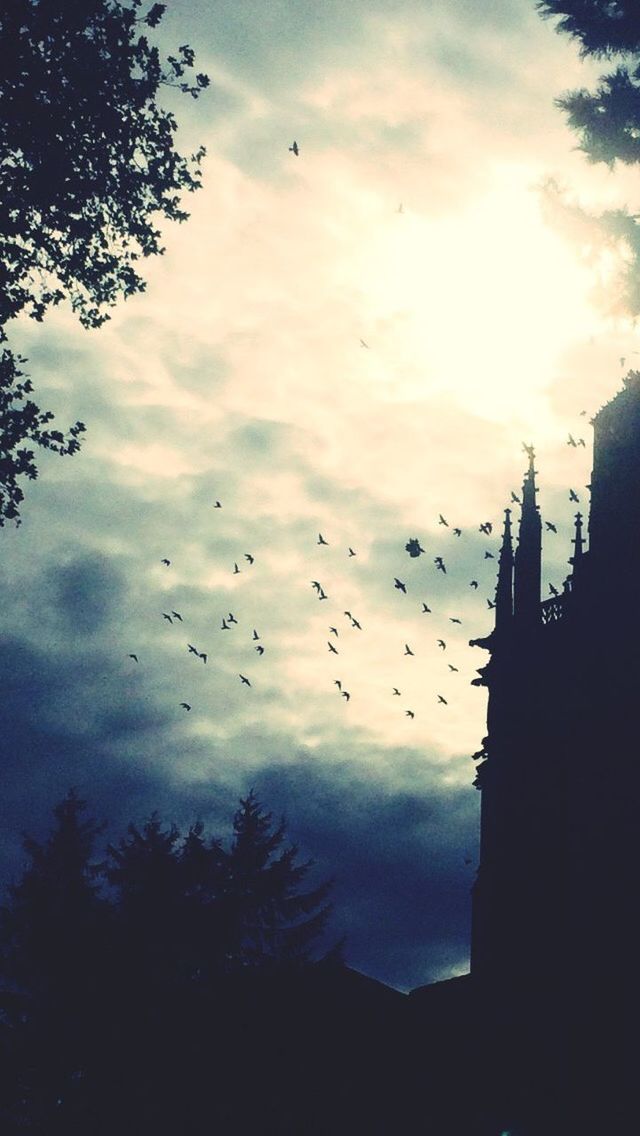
[
  {"x1": 494, "y1": 507, "x2": 514, "y2": 631},
  {"x1": 513, "y1": 447, "x2": 541, "y2": 627},
  {"x1": 569, "y1": 511, "x2": 584, "y2": 581}
]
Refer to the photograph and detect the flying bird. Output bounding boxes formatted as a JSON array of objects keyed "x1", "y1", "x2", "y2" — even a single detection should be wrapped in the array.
[
  {"x1": 253, "y1": 629, "x2": 260, "y2": 640},
  {"x1": 511, "y1": 492, "x2": 521, "y2": 505},
  {"x1": 311, "y1": 581, "x2": 322, "y2": 592},
  {"x1": 421, "y1": 602, "x2": 432, "y2": 613},
  {"x1": 228, "y1": 613, "x2": 238, "y2": 624},
  {"x1": 317, "y1": 533, "x2": 329, "y2": 545},
  {"x1": 233, "y1": 563, "x2": 240, "y2": 574},
  {"x1": 328, "y1": 641, "x2": 338, "y2": 654},
  {"x1": 245, "y1": 554, "x2": 254, "y2": 565},
  {"x1": 567, "y1": 434, "x2": 577, "y2": 448},
  {"x1": 289, "y1": 140, "x2": 299, "y2": 155},
  {"x1": 470, "y1": 580, "x2": 479, "y2": 589},
  {"x1": 213, "y1": 500, "x2": 222, "y2": 508},
  {"x1": 344, "y1": 611, "x2": 353, "y2": 620},
  {"x1": 437, "y1": 639, "x2": 446, "y2": 650},
  {"x1": 255, "y1": 645, "x2": 264, "y2": 655},
  {"x1": 351, "y1": 618, "x2": 362, "y2": 630},
  {"x1": 405, "y1": 537, "x2": 425, "y2": 557},
  {"x1": 180, "y1": 703, "x2": 191, "y2": 711},
  {"x1": 484, "y1": 551, "x2": 495, "y2": 560},
  {"x1": 221, "y1": 619, "x2": 229, "y2": 630},
  {"x1": 438, "y1": 514, "x2": 449, "y2": 527},
  {"x1": 318, "y1": 588, "x2": 328, "y2": 600},
  {"x1": 239, "y1": 674, "x2": 251, "y2": 686},
  {"x1": 453, "y1": 528, "x2": 462, "y2": 537},
  {"x1": 569, "y1": 489, "x2": 579, "y2": 503},
  {"x1": 199, "y1": 653, "x2": 207, "y2": 664},
  {"x1": 359, "y1": 339, "x2": 369, "y2": 348},
  {"x1": 449, "y1": 617, "x2": 462, "y2": 624},
  {"x1": 394, "y1": 578, "x2": 407, "y2": 593},
  {"x1": 434, "y1": 557, "x2": 446, "y2": 573},
  {"x1": 404, "y1": 644, "x2": 414, "y2": 656},
  {"x1": 341, "y1": 691, "x2": 351, "y2": 701},
  {"x1": 405, "y1": 710, "x2": 415, "y2": 719},
  {"x1": 448, "y1": 664, "x2": 459, "y2": 672},
  {"x1": 329, "y1": 626, "x2": 339, "y2": 636},
  {"x1": 188, "y1": 644, "x2": 199, "y2": 655},
  {"x1": 348, "y1": 547, "x2": 357, "y2": 557},
  {"x1": 334, "y1": 679, "x2": 342, "y2": 690},
  {"x1": 161, "y1": 559, "x2": 171, "y2": 566},
  {"x1": 479, "y1": 522, "x2": 492, "y2": 535},
  {"x1": 578, "y1": 437, "x2": 586, "y2": 447},
  {"x1": 437, "y1": 695, "x2": 448, "y2": 705},
  {"x1": 171, "y1": 611, "x2": 183, "y2": 622},
  {"x1": 128, "y1": 654, "x2": 138, "y2": 663},
  {"x1": 545, "y1": 522, "x2": 557, "y2": 533},
  {"x1": 162, "y1": 613, "x2": 173, "y2": 623},
  {"x1": 393, "y1": 688, "x2": 401, "y2": 696},
  {"x1": 487, "y1": 599, "x2": 496, "y2": 609},
  {"x1": 549, "y1": 583, "x2": 559, "y2": 596}
]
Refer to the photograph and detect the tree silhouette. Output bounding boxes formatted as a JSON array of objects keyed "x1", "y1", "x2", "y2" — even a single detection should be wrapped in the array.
[
  {"x1": 539, "y1": 2, "x2": 640, "y2": 314},
  {"x1": 0, "y1": 0, "x2": 208, "y2": 525}
]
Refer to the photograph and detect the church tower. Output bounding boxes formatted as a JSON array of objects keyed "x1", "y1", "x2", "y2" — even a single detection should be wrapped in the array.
[{"x1": 469, "y1": 372, "x2": 640, "y2": 1132}]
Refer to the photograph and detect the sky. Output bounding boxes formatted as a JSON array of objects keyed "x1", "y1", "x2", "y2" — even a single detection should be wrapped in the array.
[{"x1": 2, "y1": 0, "x2": 640, "y2": 992}]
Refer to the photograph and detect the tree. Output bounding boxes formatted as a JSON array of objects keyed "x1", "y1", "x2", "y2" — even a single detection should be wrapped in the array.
[
  {"x1": 0, "y1": 1, "x2": 208, "y2": 524},
  {"x1": 538, "y1": 2, "x2": 640, "y2": 315}
]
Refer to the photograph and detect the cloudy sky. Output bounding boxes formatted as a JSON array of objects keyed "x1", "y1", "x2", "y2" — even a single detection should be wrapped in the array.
[{"x1": 2, "y1": 0, "x2": 639, "y2": 992}]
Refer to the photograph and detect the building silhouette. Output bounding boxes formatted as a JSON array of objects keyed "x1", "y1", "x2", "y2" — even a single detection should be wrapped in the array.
[{"x1": 458, "y1": 373, "x2": 640, "y2": 1133}]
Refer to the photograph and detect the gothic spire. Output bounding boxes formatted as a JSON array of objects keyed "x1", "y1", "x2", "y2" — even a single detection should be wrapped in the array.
[
  {"x1": 570, "y1": 511, "x2": 584, "y2": 574},
  {"x1": 494, "y1": 507, "x2": 514, "y2": 630},
  {"x1": 513, "y1": 447, "x2": 542, "y2": 626}
]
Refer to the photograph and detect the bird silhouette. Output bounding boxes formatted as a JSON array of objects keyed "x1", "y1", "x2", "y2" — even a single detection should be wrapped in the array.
[
  {"x1": 221, "y1": 619, "x2": 229, "y2": 630},
  {"x1": 318, "y1": 533, "x2": 328, "y2": 545},
  {"x1": 233, "y1": 563, "x2": 240, "y2": 574},
  {"x1": 393, "y1": 688, "x2": 401, "y2": 696},
  {"x1": 394, "y1": 578, "x2": 407, "y2": 593},
  {"x1": 567, "y1": 433, "x2": 577, "y2": 448},
  {"x1": 580, "y1": 409, "x2": 587, "y2": 416},
  {"x1": 253, "y1": 629, "x2": 260, "y2": 640},
  {"x1": 341, "y1": 691, "x2": 351, "y2": 701},
  {"x1": 545, "y1": 522, "x2": 557, "y2": 533},
  {"x1": 344, "y1": 611, "x2": 353, "y2": 620},
  {"x1": 448, "y1": 664, "x2": 459, "y2": 672},
  {"x1": 511, "y1": 491, "x2": 521, "y2": 504},
  {"x1": 484, "y1": 551, "x2": 495, "y2": 560},
  {"x1": 479, "y1": 522, "x2": 492, "y2": 535},
  {"x1": 239, "y1": 674, "x2": 251, "y2": 686},
  {"x1": 245, "y1": 554, "x2": 254, "y2": 565},
  {"x1": 434, "y1": 557, "x2": 446, "y2": 573},
  {"x1": 487, "y1": 599, "x2": 496, "y2": 609},
  {"x1": 549, "y1": 583, "x2": 559, "y2": 596},
  {"x1": 128, "y1": 654, "x2": 138, "y2": 662},
  {"x1": 470, "y1": 580, "x2": 479, "y2": 589},
  {"x1": 438, "y1": 514, "x2": 449, "y2": 527},
  {"x1": 180, "y1": 702, "x2": 191, "y2": 711},
  {"x1": 334, "y1": 679, "x2": 342, "y2": 690},
  {"x1": 318, "y1": 588, "x2": 328, "y2": 600},
  {"x1": 569, "y1": 489, "x2": 579, "y2": 503},
  {"x1": 422, "y1": 602, "x2": 432, "y2": 613},
  {"x1": 449, "y1": 617, "x2": 462, "y2": 624},
  {"x1": 437, "y1": 639, "x2": 446, "y2": 650},
  {"x1": 188, "y1": 644, "x2": 198, "y2": 655},
  {"x1": 163, "y1": 613, "x2": 173, "y2": 623},
  {"x1": 255, "y1": 645, "x2": 264, "y2": 655},
  {"x1": 437, "y1": 695, "x2": 448, "y2": 705},
  {"x1": 199, "y1": 652, "x2": 207, "y2": 664},
  {"x1": 161, "y1": 559, "x2": 171, "y2": 566},
  {"x1": 213, "y1": 500, "x2": 222, "y2": 508},
  {"x1": 352, "y1": 618, "x2": 362, "y2": 630},
  {"x1": 289, "y1": 140, "x2": 299, "y2": 155},
  {"x1": 578, "y1": 437, "x2": 586, "y2": 447},
  {"x1": 404, "y1": 644, "x2": 414, "y2": 656},
  {"x1": 171, "y1": 611, "x2": 183, "y2": 622},
  {"x1": 348, "y1": 547, "x2": 357, "y2": 557},
  {"x1": 311, "y1": 581, "x2": 322, "y2": 592},
  {"x1": 329, "y1": 627, "x2": 339, "y2": 637},
  {"x1": 328, "y1": 641, "x2": 338, "y2": 654},
  {"x1": 453, "y1": 528, "x2": 462, "y2": 537},
  {"x1": 228, "y1": 613, "x2": 238, "y2": 624},
  {"x1": 359, "y1": 338, "x2": 369, "y2": 348},
  {"x1": 405, "y1": 537, "x2": 425, "y2": 557},
  {"x1": 406, "y1": 710, "x2": 415, "y2": 718}
]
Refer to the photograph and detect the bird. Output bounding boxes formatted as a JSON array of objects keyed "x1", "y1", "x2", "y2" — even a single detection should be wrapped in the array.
[
  {"x1": 549, "y1": 583, "x2": 559, "y2": 596},
  {"x1": 334, "y1": 679, "x2": 342, "y2": 690},
  {"x1": 438, "y1": 514, "x2": 449, "y2": 527},
  {"x1": 569, "y1": 489, "x2": 579, "y2": 503},
  {"x1": 404, "y1": 644, "x2": 414, "y2": 656},
  {"x1": 228, "y1": 613, "x2": 238, "y2": 624},
  {"x1": 180, "y1": 703, "x2": 191, "y2": 711},
  {"x1": 162, "y1": 613, "x2": 173, "y2": 623},
  {"x1": 470, "y1": 580, "x2": 479, "y2": 589},
  {"x1": 255, "y1": 645, "x2": 264, "y2": 655},
  {"x1": 128, "y1": 654, "x2": 138, "y2": 662},
  {"x1": 329, "y1": 626, "x2": 339, "y2": 637},
  {"x1": 405, "y1": 710, "x2": 415, "y2": 719},
  {"x1": 545, "y1": 522, "x2": 557, "y2": 533},
  {"x1": 448, "y1": 664, "x2": 459, "y2": 672},
  {"x1": 341, "y1": 691, "x2": 351, "y2": 701},
  {"x1": 434, "y1": 557, "x2": 446, "y2": 573},
  {"x1": 359, "y1": 338, "x2": 369, "y2": 348},
  {"x1": 317, "y1": 533, "x2": 328, "y2": 545},
  {"x1": 421, "y1": 602, "x2": 432, "y2": 613},
  {"x1": 253, "y1": 630, "x2": 260, "y2": 640},
  {"x1": 479, "y1": 522, "x2": 492, "y2": 535},
  {"x1": 348, "y1": 547, "x2": 356, "y2": 557},
  {"x1": 233, "y1": 563, "x2": 240, "y2": 574},
  {"x1": 289, "y1": 140, "x2": 299, "y2": 155},
  {"x1": 394, "y1": 578, "x2": 407, "y2": 593},
  {"x1": 239, "y1": 674, "x2": 251, "y2": 686},
  {"x1": 245, "y1": 554, "x2": 254, "y2": 565},
  {"x1": 487, "y1": 599, "x2": 496, "y2": 609},
  {"x1": 344, "y1": 610, "x2": 353, "y2": 621},
  {"x1": 484, "y1": 551, "x2": 495, "y2": 560},
  {"x1": 579, "y1": 409, "x2": 587, "y2": 416},
  {"x1": 392, "y1": 688, "x2": 401, "y2": 696},
  {"x1": 511, "y1": 491, "x2": 521, "y2": 505},
  {"x1": 221, "y1": 618, "x2": 229, "y2": 630},
  {"x1": 578, "y1": 437, "x2": 586, "y2": 447},
  {"x1": 437, "y1": 695, "x2": 448, "y2": 705},
  {"x1": 161, "y1": 559, "x2": 171, "y2": 566},
  {"x1": 405, "y1": 537, "x2": 425, "y2": 557},
  {"x1": 318, "y1": 588, "x2": 328, "y2": 600},
  {"x1": 213, "y1": 500, "x2": 222, "y2": 508},
  {"x1": 328, "y1": 641, "x2": 338, "y2": 654},
  {"x1": 453, "y1": 528, "x2": 462, "y2": 537},
  {"x1": 311, "y1": 581, "x2": 322, "y2": 592},
  {"x1": 449, "y1": 617, "x2": 462, "y2": 624},
  {"x1": 188, "y1": 644, "x2": 199, "y2": 655},
  {"x1": 437, "y1": 639, "x2": 446, "y2": 650},
  {"x1": 352, "y1": 618, "x2": 362, "y2": 630},
  {"x1": 567, "y1": 433, "x2": 577, "y2": 448},
  {"x1": 171, "y1": 611, "x2": 183, "y2": 622},
  {"x1": 199, "y1": 652, "x2": 207, "y2": 664}
]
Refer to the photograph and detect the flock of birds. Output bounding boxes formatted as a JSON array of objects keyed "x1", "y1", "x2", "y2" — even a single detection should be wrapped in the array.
[{"x1": 126, "y1": 422, "x2": 590, "y2": 725}]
